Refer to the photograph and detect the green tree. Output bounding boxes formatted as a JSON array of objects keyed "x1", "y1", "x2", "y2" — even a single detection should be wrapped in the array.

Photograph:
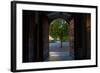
[{"x1": 49, "y1": 18, "x2": 68, "y2": 48}]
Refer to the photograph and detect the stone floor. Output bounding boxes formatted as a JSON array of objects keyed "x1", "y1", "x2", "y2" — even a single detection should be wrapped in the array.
[
  {"x1": 48, "y1": 41, "x2": 74, "y2": 61},
  {"x1": 49, "y1": 41, "x2": 69, "y2": 52},
  {"x1": 49, "y1": 52, "x2": 73, "y2": 61}
]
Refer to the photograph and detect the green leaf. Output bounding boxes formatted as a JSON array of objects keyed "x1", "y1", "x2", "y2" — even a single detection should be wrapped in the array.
[{"x1": 49, "y1": 18, "x2": 69, "y2": 41}]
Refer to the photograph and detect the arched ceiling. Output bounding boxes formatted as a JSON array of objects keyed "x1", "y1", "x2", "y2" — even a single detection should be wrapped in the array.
[{"x1": 47, "y1": 12, "x2": 71, "y2": 22}]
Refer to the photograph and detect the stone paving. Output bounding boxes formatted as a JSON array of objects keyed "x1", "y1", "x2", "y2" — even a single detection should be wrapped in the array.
[
  {"x1": 49, "y1": 41, "x2": 69, "y2": 52},
  {"x1": 49, "y1": 41, "x2": 74, "y2": 61}
]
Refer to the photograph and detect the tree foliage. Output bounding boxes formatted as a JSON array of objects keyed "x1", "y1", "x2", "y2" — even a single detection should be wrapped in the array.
[{"x1": 49, "y1": 18, "x2": 68, "y2": 42}]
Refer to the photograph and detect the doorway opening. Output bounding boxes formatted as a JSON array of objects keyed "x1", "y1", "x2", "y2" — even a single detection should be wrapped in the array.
[{"x1": 48, "y1": 18, "x2": 74, "y2": 61}]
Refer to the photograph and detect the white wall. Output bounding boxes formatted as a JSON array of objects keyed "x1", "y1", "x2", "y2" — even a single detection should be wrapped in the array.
[{"x1": 0, "y1": 0, "x2": 100, "y2": 73}]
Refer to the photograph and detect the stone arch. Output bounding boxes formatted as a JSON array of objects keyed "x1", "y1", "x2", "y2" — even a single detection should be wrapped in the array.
[
  {"x1": 47, "y1": 13, "x2": 74, "y2": 61},
  {"x1": 47, "y1": 12, "x2": 71, "y2": 24}
]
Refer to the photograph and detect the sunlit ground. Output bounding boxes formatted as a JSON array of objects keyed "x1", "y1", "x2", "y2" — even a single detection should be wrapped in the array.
[{"x1": 48, "y1": 40, "x2": 74, "y2": 61}]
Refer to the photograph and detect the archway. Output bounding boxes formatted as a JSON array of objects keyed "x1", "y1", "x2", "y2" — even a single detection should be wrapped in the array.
[{"x1": 48, "y1": 18, "x2": 74, "y2": 61}]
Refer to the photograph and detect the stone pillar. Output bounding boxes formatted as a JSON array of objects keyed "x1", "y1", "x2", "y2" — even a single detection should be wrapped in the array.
[
  {"x1": 42, "y1": 15, "x2": 49, "y2": 60},
  {"x1": 74, "y1": 14, "x2": 91, "y2": 60},
  {"x1": 69, "y1": 18, "x2": 74, "y2": 58}
]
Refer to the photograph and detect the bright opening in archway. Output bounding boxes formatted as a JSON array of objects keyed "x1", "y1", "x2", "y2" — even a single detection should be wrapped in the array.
[{"x1": 49, "y1": 18, "x2": 74, "y2": 61}]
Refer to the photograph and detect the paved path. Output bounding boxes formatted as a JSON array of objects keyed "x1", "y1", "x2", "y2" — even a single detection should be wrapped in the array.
[
  {"x1": 49, "y1": 41, "x2": 69, "y2": 52},
  {"x1": 48, "y1": 41, "x2": 74, "y2": 61},
  {"x1": 49, "y1": 52, "x2": 73, "y2": 61}
]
